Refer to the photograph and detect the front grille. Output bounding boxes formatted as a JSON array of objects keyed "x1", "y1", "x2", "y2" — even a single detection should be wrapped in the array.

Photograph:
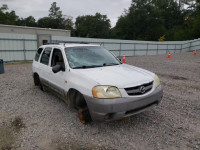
[{"x1": 125, "y1": 81, "x2": 153, "y2": 96}]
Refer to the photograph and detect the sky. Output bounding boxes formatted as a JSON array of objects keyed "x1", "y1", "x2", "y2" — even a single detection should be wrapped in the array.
[{"x1": 0, "y1": 0, "x2": 132, "y2": 27}]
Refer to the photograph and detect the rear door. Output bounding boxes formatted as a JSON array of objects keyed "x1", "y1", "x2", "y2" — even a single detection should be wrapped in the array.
[
  {"x1": 39, "y1": 47, "x2": 52, "y2": 87},
  {"x1": 32, "y1": 47, "x2": 44, "y2": 73}
]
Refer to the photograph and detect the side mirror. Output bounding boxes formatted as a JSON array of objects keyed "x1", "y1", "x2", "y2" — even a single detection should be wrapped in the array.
[{"x1": 52, "y1": 65, "x2": 65, "y2": 73}]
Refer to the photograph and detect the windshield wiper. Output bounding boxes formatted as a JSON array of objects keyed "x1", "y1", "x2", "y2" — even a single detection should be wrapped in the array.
[
  {"x1": 103, "y1": 63, "x2": 120, "y2": 66},
  {"x1": 73, "y1": 65, "x2": 103, "y2": 69},
  {"x1": 73, "y1": 63, "x2": 120, "y2": 69}
]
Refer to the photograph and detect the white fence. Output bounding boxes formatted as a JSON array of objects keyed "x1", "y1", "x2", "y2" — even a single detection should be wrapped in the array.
[
  {"x1": 0, "y1": 33, "x2": 200, "y2": 62},
  {"x1": 0, "y1": 33, "x2": 37, "y2": 61}
]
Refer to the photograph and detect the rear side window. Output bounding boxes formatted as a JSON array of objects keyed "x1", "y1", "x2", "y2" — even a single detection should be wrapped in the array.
[
  {"x1": 40, "y1": 47, "x2": 52, "y2": 65},
  {"x1": 35, "y1": 48, "x2": 43, "y2": 61}
]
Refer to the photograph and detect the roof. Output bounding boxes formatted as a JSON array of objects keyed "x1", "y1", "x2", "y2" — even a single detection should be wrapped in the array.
[{"x1": 0, "y1": 24, "x2": 70, "y2": 32}]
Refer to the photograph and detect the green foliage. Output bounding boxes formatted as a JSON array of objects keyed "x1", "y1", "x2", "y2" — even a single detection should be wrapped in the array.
[
  {"x1": 38, "y1": 2, "x2": 74, "y2": 31},
  {"x1": 0, "y1": 4, "x2": 8, "y2": 11},
  {"x1": 158, "y1": 35, "x2": 165, "y2": 42},
  {"x1": 191, "y1": 14, "x2": 200, "y2": 38},
  {"x1": 75, "y1": 13, "x2": 111, "y2": 38},
  {"x1": 49, "y1": 2, "x2": 63, "y2": 20},
  {"x1": 0, "y1": 4, "x2": 19, "y2": 25},
  {"x1": 38, "y1": 2, "x2": 64, "y2": 29},
  {"x1": 16, "y1": 16, "x2": 37, "y2": 27},
  {"x1": 63, "y1": 15, "x2": 74, "y2": 31},
  {"x1": 37, "y1": 17, "x2": 57, "y2": 28},
  {"x1": 0, "y1": 1, "x2": 200, "y2": 41},
  {"x1": 113, "y1": 0, "x2": 184, "y2": 41},
  {"x1": 0, "y1": 2, "x2": 74, "y2": 31}
]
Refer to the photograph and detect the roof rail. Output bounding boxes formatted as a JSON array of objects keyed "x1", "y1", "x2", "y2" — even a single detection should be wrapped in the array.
[
  {"x1": 45, "y1": 41, "x2": 101, "y2": 46},
  {"x1": 65, "y1": 41, "x2": 88, "y2": 44},
  {"x1": 44, "y1": 42, "x2": 61, "y2": 45}
]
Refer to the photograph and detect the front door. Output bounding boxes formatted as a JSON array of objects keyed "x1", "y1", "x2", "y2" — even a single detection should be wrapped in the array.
[{"x1": 49, "y1": 48, "x2": 67, "y2": 96}]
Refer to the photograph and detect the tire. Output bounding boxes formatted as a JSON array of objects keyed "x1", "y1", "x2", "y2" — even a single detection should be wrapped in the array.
[
  {"x1": 33, "y1": 74, "x2": 44, "y2": 91},
  {"x1": 78, "y1": 108, "x2": 91, "y2": 124},
  {"x1": 70, "y1": 90, "x2": 91, "y2": 124},
  {"x1": 39, "y1": 81, "x2": 44, "y2": 91},
  {"x1": 34, "y1": 74, "x2": 40, "y2": 86}
]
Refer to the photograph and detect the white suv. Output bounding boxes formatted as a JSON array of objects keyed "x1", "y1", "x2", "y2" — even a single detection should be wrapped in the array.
[{"x1": 32, "y1": 43, "x2": 163, "y2": 123}]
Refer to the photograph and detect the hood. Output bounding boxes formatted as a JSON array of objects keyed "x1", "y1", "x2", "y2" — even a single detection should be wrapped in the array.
[{"x1": 75, "y1": 64, "x2": 155, "y2": 88}]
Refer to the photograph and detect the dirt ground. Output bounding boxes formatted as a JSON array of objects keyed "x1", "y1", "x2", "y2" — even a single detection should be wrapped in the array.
[{"x1": 0, "y1": 52, "x2": 200, "y2": 150}]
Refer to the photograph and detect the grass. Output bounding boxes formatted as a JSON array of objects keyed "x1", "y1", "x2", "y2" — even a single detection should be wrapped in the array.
[
  {"x1": 11, "y1": 116, "x2": 25, "y2": 132},
  {"x1": 53, "y1": 140, "x2": 113, "y2": 150},
  {"x1": 0, "y1": 126, "x2": 15, "y2": 150},
  {"x1": 4, "y1": 61, "x2": 32, "y2": 66},
  {"x1": 0, "y1": 116, "x2": 25, "y2": 150}
]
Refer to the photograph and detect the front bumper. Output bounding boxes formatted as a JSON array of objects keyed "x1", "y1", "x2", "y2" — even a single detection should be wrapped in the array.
[{"x1": 84, "y1": 85, "x2": 163, "y2": 121}]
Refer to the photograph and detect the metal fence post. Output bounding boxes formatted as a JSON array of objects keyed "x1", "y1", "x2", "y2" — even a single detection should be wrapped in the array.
[
  {"x1": 119, "y1": 43, "x2": 122, "y2": 57},
  {"x1": 157, "y1": 44, "x2": 159, "y2": 55},
  {"x1": 180, "y1": 44, "x2": 183, "y2": 53},
  {"x1": 166, "y1": 44, "x2": 168, "y2": 54},
  {"x1": 23, "y1": 39, "x2": 26, "y2": 61},
  {"x1": 175, "y1": 44, "x2": 177, "y2": 53},
  {"x1": 134, "y1": 43, "x2": 136, "y2": 56},
  {"x1": 146, "y1": 43, "x2": 148, "y2": 56},
  {"x1": 37, "y1": 34, "x2": 39, "y2": 48},
  {"x1": 189, "y1": 42, "x2": 192, "y2": 51}
]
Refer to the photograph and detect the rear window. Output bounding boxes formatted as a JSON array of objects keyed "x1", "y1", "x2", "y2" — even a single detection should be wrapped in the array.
[
  {"x1": 35, "y1": 48, "x2": 43, "y2": 61},
  {"x1": 40, "y1": 47, "x2": 52, "y2": 65}
]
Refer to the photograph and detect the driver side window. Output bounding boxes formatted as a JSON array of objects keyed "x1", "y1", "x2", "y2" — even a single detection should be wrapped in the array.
[{"x1": 51, "y1": 48, "x2": 65, "y2": 67}]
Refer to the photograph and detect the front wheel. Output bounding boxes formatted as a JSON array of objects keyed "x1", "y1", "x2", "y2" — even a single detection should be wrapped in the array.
[
  {"x1": 69, "y1": 90, "x2": 92, "y2": 124},
  {"x1": 78, "y1": 108, "x2": 91, "y2": 124}
]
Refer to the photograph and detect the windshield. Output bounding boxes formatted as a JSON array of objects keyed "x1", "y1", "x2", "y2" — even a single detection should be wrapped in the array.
[{"x1": 65, "y1": 46, "x2": 121, "y2": 69}]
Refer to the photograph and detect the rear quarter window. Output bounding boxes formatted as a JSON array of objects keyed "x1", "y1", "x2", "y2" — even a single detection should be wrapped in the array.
[{"x1": 35, "y1": 48, "x2": 43, "y2": 61}]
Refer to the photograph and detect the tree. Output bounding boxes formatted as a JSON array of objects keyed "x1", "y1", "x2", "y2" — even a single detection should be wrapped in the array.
[
  {"x1": 37, "y1": 2, "x2": 74, "y2": 30},
  {"x1": 16, "y1": 16, "x2": 37, "y2": 27},
  {"x1": 63, "y1": 15, "x2": 74, "y2": 30},
  {"x1": 113, "y1": 0, "x2": 183, "y2": 41},
  {"x1": 112, "y1": 14, "x2": 131, "y2": 39},
  {"x1": 158, "y1": 35, "x2": 165, "y2": 41},
  {"x1": 191, "y1": 14, "x2": 200, "y2": 38},
  {"x1": 75, "y1": 13, "x2": 111, "y2": 38},
  {"x1": 47, "y1": 2, "x2": 64, "y2": 29},
  {"x1": 49, "y1": 2, "x2": 63, "y2": 20},
  {"x1": 0, "y1": 4, "x2": 8, "y2": 11},
  {"x1": 0, "y1": 4, "x2": 19, "y2": 25},
  {"x1": 37, "y1": 17, "x2": 58, "y2": 28}
]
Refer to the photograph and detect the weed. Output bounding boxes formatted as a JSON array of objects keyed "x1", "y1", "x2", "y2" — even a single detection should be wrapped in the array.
[
  {"x1": 0, "y1": 126, "x2": 15, "y2": 150},
  {"x1": 11, "y1": 116, "x2": 25, "y2": 132}
]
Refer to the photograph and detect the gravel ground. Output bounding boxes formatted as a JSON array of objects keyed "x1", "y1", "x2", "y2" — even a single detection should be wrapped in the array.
[{"x1": 0, "y1": 52, "x2": 200, "y2": 150}]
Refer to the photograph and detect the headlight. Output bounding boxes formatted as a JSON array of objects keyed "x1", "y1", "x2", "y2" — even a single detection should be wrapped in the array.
[
  {"x1": 92, "y1": 86, "x2": 122, "y2": 99},
  {"x1": 155, "y1": 74, "x2": 161, "y2": 87}
]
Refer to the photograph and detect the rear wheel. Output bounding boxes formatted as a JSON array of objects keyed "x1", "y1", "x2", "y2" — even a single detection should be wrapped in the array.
[
  {"x1": 33, "y1": 73, "x2": 44, "y2": 91},
  {"x1": 34, "y1": 73, "x2": 40, "y2": 86}
]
